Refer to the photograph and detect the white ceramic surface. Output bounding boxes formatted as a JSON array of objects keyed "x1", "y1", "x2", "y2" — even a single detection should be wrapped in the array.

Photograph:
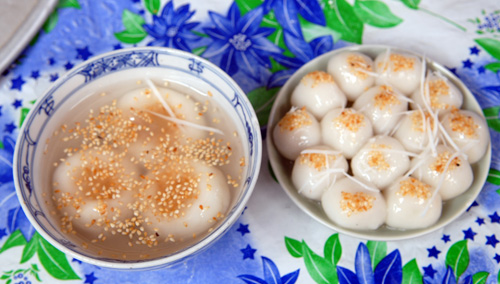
[
  {"x1": 13, "y1": 47, "x2": 262, "y2": 269},
  {"x1": 0, "y1": 0, "x2": 58, "y2": 74},
  {"x1": 267, "y1": 45, "x2": 492, "y2": 241}
]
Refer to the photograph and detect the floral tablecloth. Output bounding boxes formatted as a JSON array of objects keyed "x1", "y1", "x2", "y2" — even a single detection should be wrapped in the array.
[{"x1": 1, "y1": 0, "x2": 500, "y2": 283}]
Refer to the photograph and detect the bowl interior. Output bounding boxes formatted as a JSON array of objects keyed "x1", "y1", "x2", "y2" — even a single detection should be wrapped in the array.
[
  {"x1": 14, "y1": 47, "x2": 261, "y2": 268},
  {"x1": 267, "y1": 45, "x2": 491, "y2": 241}
]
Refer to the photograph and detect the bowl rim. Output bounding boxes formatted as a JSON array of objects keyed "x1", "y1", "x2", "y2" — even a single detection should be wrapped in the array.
[
  {"x1": 13, "y1": 46, "x2": 262, "y2": 269},
  {"x1": 266, "y1": 44, "x2": 492, "y2": 241}
]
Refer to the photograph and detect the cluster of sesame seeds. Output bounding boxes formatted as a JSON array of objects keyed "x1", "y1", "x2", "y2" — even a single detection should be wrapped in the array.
[
  {"x1": 411, "y1": 111, "x2": 435, "y2": 133},
  {"x1": 367, "y1": 151, "x2": 390, "y2": 171},
  {"x1": 340, "y1": 191, "x2": 375, "y2": 217},
  {"x1": 278, "y1": 107, "x2": 312, "y2": 132},
  {"x1": 51, "y1": 89, "x2": 240, "y2": 251},
  {"x1": 299, "y1": 152, "x2": 337, "y2": 171},
  {"x1": 449, "y1": 108, "x2": 479, "y2": 138},
  {"x1": 388, "y1": 54, "x2": 415, "y2": 72},
  {"x1": 373, "y1": 85, "x2": 400, "y2": 111},
  {"x1": 430, "y1": 151, "x2": 461, "y2": 173},
  {"x1": 347, "y1": 54, "x2": 372, "y2": 79},
  {"x1": 428, "y1": 79, "x2": 451, "y2": 109},
  {"x1": 334, "y1": 109, "x2": 365, "y2": 132},
  {"x1": 397, "y1": 177, "x2": 431, "y2": 200},
  {"x1": 302, "y1": 71, "x2": 335, "y2": 88},
  {"x1": 183, "y1": 137, "x2": 232, "y2": 166}
]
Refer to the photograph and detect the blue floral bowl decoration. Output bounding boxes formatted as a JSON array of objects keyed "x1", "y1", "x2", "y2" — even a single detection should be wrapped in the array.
[{"x1": 13, "y1": 47, "x2": 262, "y2": 269}]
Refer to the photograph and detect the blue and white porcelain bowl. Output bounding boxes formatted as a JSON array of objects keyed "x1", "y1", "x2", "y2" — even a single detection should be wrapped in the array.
[{"x1": 13, "y1": 47, "x2": 262, "y2": 269}]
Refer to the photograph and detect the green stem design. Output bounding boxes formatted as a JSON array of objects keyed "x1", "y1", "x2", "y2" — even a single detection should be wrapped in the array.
[{"x1": 419, "y1": 8, "x2": 467, "y2": 32}]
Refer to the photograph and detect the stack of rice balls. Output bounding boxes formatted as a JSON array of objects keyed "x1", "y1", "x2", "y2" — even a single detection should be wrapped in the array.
[{"x1": 272, "y1": 48, "x2": 489, "y2": 231}]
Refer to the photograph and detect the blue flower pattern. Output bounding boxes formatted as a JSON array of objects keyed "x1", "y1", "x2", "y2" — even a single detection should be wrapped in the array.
[
  {"x1": 0, "y1": 136, "x2": 35, "y2": 242},
  {"x1": 143, "y1": 2, "x2": 199, "y2": 51},
  {"x1": 203, "y1": 3, "x2": 282, "y2": 80},
  {"x1": 263, "y1": 0, "x2": 325, "y2": 38},
  {"x1": 238, "y1": 256, "x2": 299, "y2": 284}
]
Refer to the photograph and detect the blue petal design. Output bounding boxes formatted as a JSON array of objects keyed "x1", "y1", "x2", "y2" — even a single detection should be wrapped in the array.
[
  {"x1": 262, "y1": 0, "x2": 275, "y2": 13},
  {"x1": 267, "y1": 69, "x2": 296, "y2": 89},
  {"x1": 203, "y1": 41, "x2": 230, "y2": 58},
  {"x1": 252, "y1": 27, "x2": 276, "y2": 40},
  {"x1": 273, "y1": 0, "x2": 302, "y2": 38},
  {"x1": 160, "y1": 1, "x2": 174, "y2": 19},
  {"x1": 0, "y1": 183, "x2": 17, "y2": 210},
  {"x1": 204, "y1": 27, "x2": 228, "y2": 41},
  {"x1": 236, "y1": 51, "x2": 261, "y2": 79},
  {"x1": 227, "y1": 2, "x2": 240, "y2": 26},
  {"x1": 374, "y1": 250, "x2": 402, "y2": 284},
  {"x1": 238, "y1": 275, "x2": 268, "y2": 284},
  {"x1": 0, "y1": 136, "x2": 15, "y2": 184},
  {"x1": 281, "y1": 269, "x2": 300, "y2": 284},
  {"x1": 252, "y1": 37, "x2": 283, "y2": 56},
  {"x1": 337, "y1": 266, "x2": 360, "y2": 284},
  {"x1": 220, "y1": 48, "x2": 237, "y2": 75},
  {"x1": 208, "y1": 11, "x2": 234, "y2": 36},
  {"x1": 355, "y1": 243, "x2": 375, "y2": 284},
  {"x1": 7, "y1": 207, "x2": 35, "y2": 241},
  {"x1": 462, "y1": 275, "x2": 473, "y2": 284},
  {"x1": 272, "y1": 54, "x2": 303, "y2": 69},
  {"x1": 283, "y1": 31, "x2": 314, "y2": 63},
  {"x1": 262, "y1": 256, "x2": 283, "y2": 284},
  {"x1": 238, "y1": 7, "x2": 264, "y2": 35},
  {"x1": 475, "y1": 86, "x2": 500, "y2": 105},
  {"x1": 296, "y1": 0, "x2": 326, "y2": 26},
  {"x1": 441, "y1": 266, "x2": 457, "y2": 284},
  {"x1": 309, "y1": 35, "x2": 334, "y2": 57}
]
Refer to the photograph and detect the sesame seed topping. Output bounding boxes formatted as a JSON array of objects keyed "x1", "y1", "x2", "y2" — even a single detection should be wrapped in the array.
[
  {"x1": 340, "y1": 191, "x2": 375, "y2": 216},
  {"x1": 302, "y1": 71, "x2": 335, "y2": 88},
  {"x1": 373, "y1": 85, "x2": 400, "y2": 111},
  {"x1": 410, "y1": 111, "x2": 435, "y2": 133},
  {"x1": 299, "y1": 152, "x2": 338, "y2": 170},
  {"x1": 278, "y1": 107, "x2": 312, "y2": 132},
  {"x1": 397, "y1": 177, "x2": 431, "y2": 200},
  {"x1": 449, "y1": 108, "x2": 478, "y2": 138},
  {"x1": 51, "y1": 85, "x2": 240, "y2": 253},
  {"x1": 334, "y1": 109, "x2": 365, "y2": 132},
  {"x1": 428, "y1": 79, "x2": 451, "y2": 109},
  {"x1": 430, "y1": 151, "x2": 461, "y2": 173},
  {"x1": 367, "y1": 144, "x2": 391, "y2": 171},
  {"x1": 347, "y1": 54, "x2": 372, "y2": 79},
  {"x1": 379, "y1": 53, "x2": 415, "y2": 72}
]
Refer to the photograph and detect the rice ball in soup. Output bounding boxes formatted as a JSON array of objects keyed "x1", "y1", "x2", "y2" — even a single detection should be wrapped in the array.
[
  {"x1": 411, "y1": 72, "x2": 463, "y2": 117},
  {"x1": 440, "y1": 108, "x2": 489, "y2": 164},
  {"x1": 273, "y1": 107, "x2": 321, "y2": 160},
  {"x1": 385, "y1": 177, "x2": 442, "y2": 229},
  {"x1": 411, "y1": 145, "x2": 473, "y2": 200},
  {"x1": 320, "y1": 108, "x2": 373, "y2": 159},
  {"x1": 374, "y1": 51, "x2": 422, "y2": 95},
  {"x1": 351, "y1": 136, "x2": 411, "y2": 190},
  {"x1": 393, "y1": 110, "x2": 437, "y2": 154},
  {"x1": 353, "y1": 85, "x2": 408, "y2": 135},
  {"x1": 327, "y1": 51, "x2": 376, "y2": 101},
  {"x1": 291, "y1": 146, "x2": 348, "y2": 201},
  {"x1": 291, "y1": 71, "x2": 346, "y2": 119},
  {"x1": 321, "y1": 177, "x2": 385, "y2": 230}
]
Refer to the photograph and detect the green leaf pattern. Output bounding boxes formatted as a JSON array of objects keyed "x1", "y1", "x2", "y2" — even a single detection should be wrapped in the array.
[
  {"x1": 353, "y1": 0, "x2": 403, "y2": 28},
  {"x1": 1, "y1": 232, "x2": 81, "y2": 281},
  {"x1": 445, "y1": 240, "x2": 469, "y2": 280},
  {"x1": 366, "y1": 240, "x2": 386, "y2": 270}
]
